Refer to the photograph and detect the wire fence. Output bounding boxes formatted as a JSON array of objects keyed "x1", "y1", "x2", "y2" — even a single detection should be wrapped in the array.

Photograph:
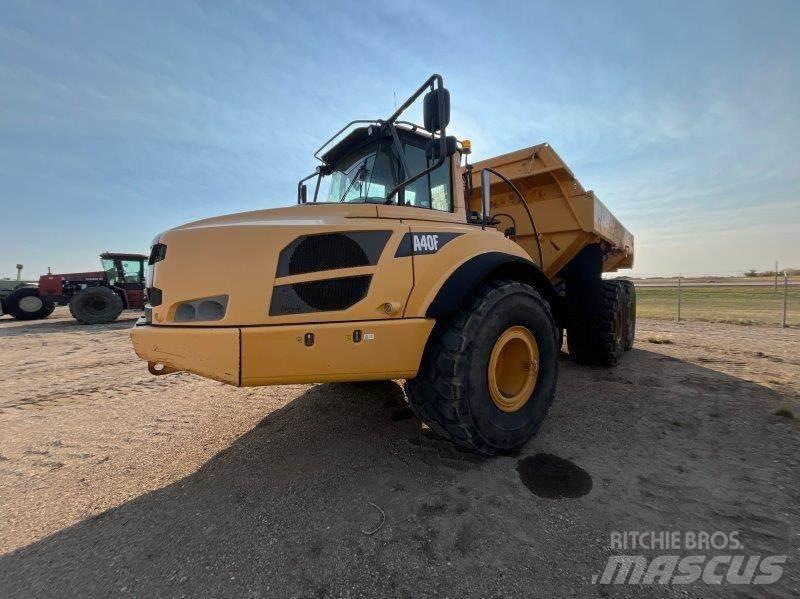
[{"x1": 620, "y1": 273, "x2": 799, "y2": 328}]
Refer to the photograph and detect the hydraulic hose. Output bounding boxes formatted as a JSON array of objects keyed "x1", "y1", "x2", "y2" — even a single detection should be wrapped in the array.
[{"x1": 483, "y1": 167, "x2": 544, "y2": 268}]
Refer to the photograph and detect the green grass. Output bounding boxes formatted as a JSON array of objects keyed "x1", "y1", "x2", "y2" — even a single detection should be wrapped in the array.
[{"x1": 637, "y1": 285, "x2": 800, "y2": 326}]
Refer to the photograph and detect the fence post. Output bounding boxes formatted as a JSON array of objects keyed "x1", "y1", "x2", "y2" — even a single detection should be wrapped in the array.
[
  {"x1": 775, "y1": 261, "x2": 779, "y2": 293},
  {"x1": 677, "y1": 275, "x2": 682, "y2": 322},
  {"x1": 783, "y1": 271, "x2": 789, "y2": 328}
]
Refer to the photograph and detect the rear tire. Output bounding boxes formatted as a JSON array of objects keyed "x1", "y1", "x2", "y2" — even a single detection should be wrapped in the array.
[
  {"x1": 4, "y1": 287, "x2": 55, "y2": 320},
  {"x1": 567, "y1": 280, "x2": 625, "y2": 367},
  {"x1": 405, "y1": 280, "x2": 559, "y2": 455},
  {"x1": 619, "y1": 280, "x2": 636, "y2": 350},
  {"x1": 69, "y1": 286, "x2": 123, "y2": 324}
]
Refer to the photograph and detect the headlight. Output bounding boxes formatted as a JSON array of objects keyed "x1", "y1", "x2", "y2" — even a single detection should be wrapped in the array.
[{"x1": 173, "y1": 295, "x2": 228, "y2": 322}]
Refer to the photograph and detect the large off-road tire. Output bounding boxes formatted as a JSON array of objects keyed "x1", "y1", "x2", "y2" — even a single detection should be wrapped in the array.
[
  {"x1": 3, "y1": 287, "x2": 55, "y2": 320},
  {"x1": 567, "y1": 280, "x2": 625, "y2": 367},
  {"x1": 405, "y1": 280, "x2": 559, "y2": 455},
  {"x1": 619, "y1": 280, "x2": 636, "y2": 350},
  {"x1": 69, "y1": 286, "x2": 123, "y2": 324}
]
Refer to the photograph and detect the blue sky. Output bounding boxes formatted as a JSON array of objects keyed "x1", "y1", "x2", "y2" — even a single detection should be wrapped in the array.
[{"x1": 1, "y1": 0, "x2": 798, "y2": 277}]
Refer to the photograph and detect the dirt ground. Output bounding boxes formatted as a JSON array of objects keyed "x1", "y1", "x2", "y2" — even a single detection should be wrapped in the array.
[{"x1": 1, "y1": 308, "x2": 798, "y2": 598}]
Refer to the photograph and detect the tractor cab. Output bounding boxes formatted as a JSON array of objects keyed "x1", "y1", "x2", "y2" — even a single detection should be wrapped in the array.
[
  {"x1": 99, "y1": 252, "x2": 147, "y2": 315},
  {"x1": 100, "y1": 252, "x2": 146, "y2": 289}
]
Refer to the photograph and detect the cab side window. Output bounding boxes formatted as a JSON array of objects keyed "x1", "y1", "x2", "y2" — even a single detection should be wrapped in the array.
[
  {"x1": 401, "y1": 143, "x2": 452, "y2": 212},
  {"x1": 121, "y1": 260, "x2": 144, "y2": 284}
]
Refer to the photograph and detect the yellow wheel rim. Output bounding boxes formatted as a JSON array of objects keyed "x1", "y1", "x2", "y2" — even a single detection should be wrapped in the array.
[{"x1": 488, "y1": 325, "x2": 539, "y2": 413}]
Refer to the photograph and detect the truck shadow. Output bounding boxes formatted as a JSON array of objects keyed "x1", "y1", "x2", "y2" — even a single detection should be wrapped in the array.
[
  {"x1": 1, "y1": 350, "x2": 797, "y2": 598},
  {"x1": 0, "y1": 313, "x2": 139, "y2": 337}
]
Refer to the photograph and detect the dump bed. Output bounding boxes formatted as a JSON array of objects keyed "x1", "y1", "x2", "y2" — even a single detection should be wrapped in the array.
[{"x1": 470, "y1": 143, "x2": 633, "y2": 278}]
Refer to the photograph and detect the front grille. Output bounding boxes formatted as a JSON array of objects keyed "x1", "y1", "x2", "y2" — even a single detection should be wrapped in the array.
[
  {"x1": 269, "y1": 275, "x2": 372, "y2": 316},
  {"x1": 275, "y1": 231, "x2": 391, "y2": 277},
  {"x1": 294, "y1": 276, "x2": 371, "y2": 310},
  {"x1": 289, "y1": 234, "x2": 367, "y2": 275}
]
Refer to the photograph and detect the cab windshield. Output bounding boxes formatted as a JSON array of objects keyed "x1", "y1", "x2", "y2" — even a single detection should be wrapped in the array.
[
  {"x1": 100, "y1": 258, "x2": 143, "y2": 286},
  {"x1": 318, "y1": 139, "x2": 451, "y2": 211}
]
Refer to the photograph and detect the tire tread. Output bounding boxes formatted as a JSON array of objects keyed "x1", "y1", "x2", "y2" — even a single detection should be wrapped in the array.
[
  {"x1": 567, "y1": 280, "x2": 624, "y2": 366},
  {"x1": 69, "y1": 286, "x2": 124, "y2": 325},
  {"x1": 405, "y1": 280, "x2": 557, "y2": 455}
]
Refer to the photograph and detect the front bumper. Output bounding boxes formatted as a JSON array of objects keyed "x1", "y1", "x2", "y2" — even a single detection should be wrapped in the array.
[{"x1": 130, "y1": 317, "x2": 434, "y2": 387}]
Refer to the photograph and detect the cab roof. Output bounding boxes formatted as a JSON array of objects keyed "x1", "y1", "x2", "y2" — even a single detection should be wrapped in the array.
[{"x1": 101, "y1": 252, "x2": 148, "y2": 260}]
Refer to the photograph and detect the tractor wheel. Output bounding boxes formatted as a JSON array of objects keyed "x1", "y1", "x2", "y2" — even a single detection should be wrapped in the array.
[
  {"x1": 69, "y1": 286, "x2": 123, "y2": 324},
  {"x1": 567, "y1": 280, "x2": 625, "y2": 367},
  {"x1": 4, "y1": 287, "x2": 55, "y2": 320},
  {"x1": 405, "y1": 280, "x2": 559, "y2": 455},
  {"x1": 620, "y1": 280, "x2": 636, "y2": 350}
]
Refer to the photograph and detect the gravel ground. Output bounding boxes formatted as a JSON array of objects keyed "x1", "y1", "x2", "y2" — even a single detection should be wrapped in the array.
[{"x1": 0, "y1": 308, "x2": 798, "y2": 598}]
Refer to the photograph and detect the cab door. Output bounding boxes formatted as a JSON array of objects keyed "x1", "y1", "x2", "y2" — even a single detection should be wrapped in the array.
[
  {"x1": 376, "y1": 139, "x2": 460, "y2": 223},
  {"x1": 117, "y1": 258, "x2": 146, "y2": 309}
]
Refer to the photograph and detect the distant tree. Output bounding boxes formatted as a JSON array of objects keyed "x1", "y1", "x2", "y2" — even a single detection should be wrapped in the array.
[{"x1": 744, "y1": 268, "x2": 798, "y2": 277}]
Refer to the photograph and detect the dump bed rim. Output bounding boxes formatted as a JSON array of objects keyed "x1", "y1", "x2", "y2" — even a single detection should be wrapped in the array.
[{"x1": 471, "y1": 143, "x2": 577, "y2": 181}]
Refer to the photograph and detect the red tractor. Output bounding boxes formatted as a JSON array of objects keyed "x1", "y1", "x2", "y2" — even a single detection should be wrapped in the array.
[{"x1": 3, "y1": 252, "x2": 147, "y2": 324}]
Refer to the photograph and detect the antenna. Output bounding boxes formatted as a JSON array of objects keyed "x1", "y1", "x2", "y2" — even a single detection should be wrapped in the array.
[{"x1": 394, "y1": 91, "x2": 397, "y2": 110}]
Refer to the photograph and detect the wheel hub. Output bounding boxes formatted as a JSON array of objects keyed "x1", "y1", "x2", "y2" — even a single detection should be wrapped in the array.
[
  {"x1": 488, "y1": 325, "x2": 539, "y2": 413},
  {"x1": 19, "y1": 295, "x2": 43, "y2": 313},
  {"x1": 84, "y1": 296, "x2": 109, "y2": 316}
]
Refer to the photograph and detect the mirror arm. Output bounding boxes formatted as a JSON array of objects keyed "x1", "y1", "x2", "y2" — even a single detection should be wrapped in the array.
[
  {"x1": 312, "y1": 169, "x2": 322, "y2": 202},
  {"x1": 386, "y1": 74, "x2": 442, "y2": 125}
]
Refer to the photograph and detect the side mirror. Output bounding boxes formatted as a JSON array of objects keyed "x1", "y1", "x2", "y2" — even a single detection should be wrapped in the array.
[
  {"x1": 480, "y1": 169, "x2": 491, "y2": 228},
  {"x1": 423, "y1": 87, "x2": 450, "y2": 132},
  {"x1": 299, "y1": 183, "x2": 308, "y2": 204}
]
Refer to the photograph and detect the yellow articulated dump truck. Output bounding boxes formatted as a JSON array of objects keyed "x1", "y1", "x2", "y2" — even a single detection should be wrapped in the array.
[{"x1": 131, "y1": 74, "x2": 634, "y2": 454}]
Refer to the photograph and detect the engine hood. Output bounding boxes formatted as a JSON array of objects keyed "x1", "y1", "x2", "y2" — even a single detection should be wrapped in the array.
[
  {"x1": 171, "y1": 203, "x2": 381, "y2": 233},
  {"x1": 149, "y1": 203, "x2": 412, "y2": 327}
]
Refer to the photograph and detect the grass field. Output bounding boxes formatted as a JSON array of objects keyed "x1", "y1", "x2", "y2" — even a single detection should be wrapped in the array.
[{"x1": 637, "y1": 285, "x2": 800, "y2": 326}]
